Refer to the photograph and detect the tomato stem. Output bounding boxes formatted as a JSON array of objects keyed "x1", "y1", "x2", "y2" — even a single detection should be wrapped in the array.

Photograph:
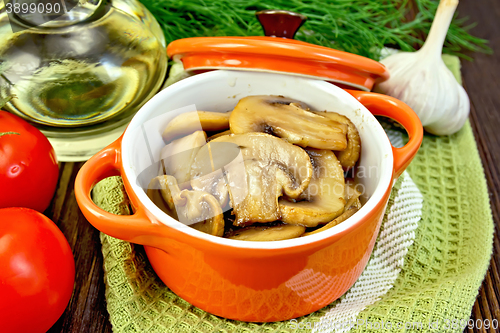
[{"x1": 0, "y1": 132, "x2": 20, "y2": 138}]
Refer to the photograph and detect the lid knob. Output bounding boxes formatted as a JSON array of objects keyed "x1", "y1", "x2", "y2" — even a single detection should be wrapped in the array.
[{"x1": 256, "y1": 10, "x2": 307, "y2": 39}]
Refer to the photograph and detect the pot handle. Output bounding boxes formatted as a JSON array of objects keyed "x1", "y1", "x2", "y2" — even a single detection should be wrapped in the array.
[
  {"x1": 346, "y1": 90, "x2": 423, "y2": 178},
  {"x1": 75, "y1": 137, "x2": 164, "y2": 246}
]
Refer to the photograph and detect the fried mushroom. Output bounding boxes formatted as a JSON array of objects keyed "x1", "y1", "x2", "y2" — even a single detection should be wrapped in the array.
[
  {"x1": 159, "y1": 130, "x2": 207, "y2": 189},
  {"x1": 227, "y1": 224, "x2": 306, "y2": 241},
  {"x1": 344, "y1": 180, "x2": 362, "y2": 210},
  {"x1": 147, "y1": 175, "x2": 224, "y2": 236},
  {"x1": 163, "y1": 111, "x2": 231, "y2": 142},
  {"x1": 301, "y1": 207, "x2": 358, "y2": 237},
  {"x1": 279, "y1": 149, "x2": 345, "y2": 227},
  {"x1": 230, "y1": 95, "x2": 348, "y2": 150},
  {"x1": 191, "y1": 133, "x2": 313, "y2": 226},
  {"x1": 314, "y1": 111, "x2": 361, "y2": 168}
]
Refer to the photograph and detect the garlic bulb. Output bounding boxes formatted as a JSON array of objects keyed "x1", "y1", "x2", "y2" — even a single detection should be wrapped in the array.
[{"x1": 375, "y1": 0, "x2": 469, "y2": 136}]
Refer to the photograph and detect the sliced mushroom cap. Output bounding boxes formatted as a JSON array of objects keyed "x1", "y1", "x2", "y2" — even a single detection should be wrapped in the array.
[
  {"x1": 147, "y1": 175, "x2": 224, "y2": 236},
  {"x1": 189, "y1": 141, "x2": 242, "y2": 208},
  {"x1": 279, "y1": 149, "x2": 345, "y2": 227},
  {"x1": 191, "y1": 133, "x2": 313, "y2": 226},
  {"x1": 302, "y1": 206, "x2": 358, "y2": 237},
  {"x1": 314, "y1": 111, "x2": 361, "y2": 169},
  {"x1": 227, "y1": 224, "x2": 305, "y2": 241},
  {"x1": 190, "y1": 219, "x2": 224, "y2": 236},
  {"x1": 230, "y1": 95, "x2": 348, "y2": 150},
  {"x1": 163, "y1": 111, "x2": 231, "y2": 142},
  {"x1": 159, "y1": 130, "x2": 207, "y2": 189},
  {"x1": 344, "y1": 180, "x2": 362, "y2": 210}
]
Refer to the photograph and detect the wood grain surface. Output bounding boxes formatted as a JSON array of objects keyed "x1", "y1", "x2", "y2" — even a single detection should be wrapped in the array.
[
  {"x1": 45, "y1": 1, "x2": 499, "y2": 332},
  {"x1": 459, "y1": 1, "x2": 500, "y2": 332}
]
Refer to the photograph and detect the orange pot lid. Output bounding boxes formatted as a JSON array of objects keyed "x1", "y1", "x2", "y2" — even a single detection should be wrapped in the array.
[{"x1": 166, "y1": 11, "x2": 389, "y2": 91}]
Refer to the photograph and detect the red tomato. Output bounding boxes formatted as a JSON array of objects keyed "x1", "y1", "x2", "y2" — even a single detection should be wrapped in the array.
[
  {"x1": 0, "y1": 208, "x2": 75, "y2": 333},
  {"x1": 0, "y1": 111, "x2": 59, "y2": 212}
]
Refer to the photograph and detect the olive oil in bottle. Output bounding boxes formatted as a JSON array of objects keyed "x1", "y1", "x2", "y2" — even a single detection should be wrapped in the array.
[{"x1": 0, "y1": 0, "x2": 167, "y2": 160}]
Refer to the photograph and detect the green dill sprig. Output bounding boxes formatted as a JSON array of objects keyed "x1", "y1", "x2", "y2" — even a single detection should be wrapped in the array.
[{"x1": 139, "y1": 0, "x2": 491, "y2": 60}]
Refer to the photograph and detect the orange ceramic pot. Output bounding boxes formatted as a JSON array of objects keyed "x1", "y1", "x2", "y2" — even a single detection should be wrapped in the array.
[{"x1": 75, "y1": 70, "x2": 422, "y2": 322}]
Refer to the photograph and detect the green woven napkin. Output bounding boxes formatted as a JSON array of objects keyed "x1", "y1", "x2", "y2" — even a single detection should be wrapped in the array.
[{"x1": 91, "y1": 56, "x2": 493, "y2": 333}]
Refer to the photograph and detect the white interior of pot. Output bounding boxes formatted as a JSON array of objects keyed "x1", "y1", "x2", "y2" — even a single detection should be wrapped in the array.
[{"x1": 122, "y1": 70, "x2": 394, "y2": 249}]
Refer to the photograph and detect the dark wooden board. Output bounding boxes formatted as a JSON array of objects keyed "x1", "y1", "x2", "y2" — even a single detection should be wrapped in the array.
[
  {"x1": 459, "y1": 0, "x2": 500, "y2": 332},
  {"x1": 45, "y1": 0, "x2": 499, "y2": 331}
]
